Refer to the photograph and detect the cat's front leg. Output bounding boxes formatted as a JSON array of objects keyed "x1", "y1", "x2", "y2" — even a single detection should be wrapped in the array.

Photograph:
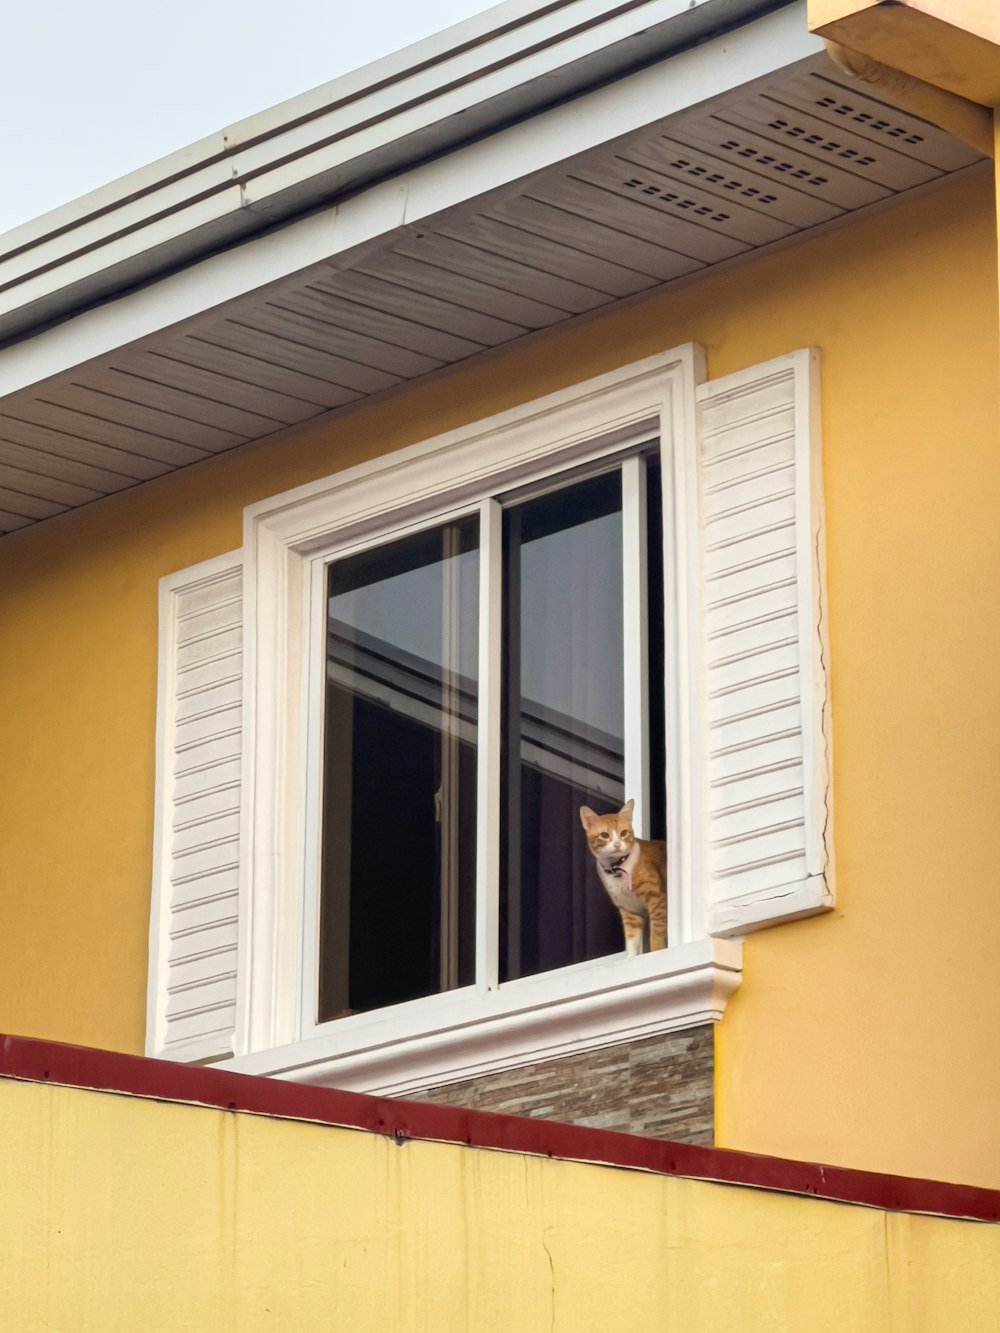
[
  {"x1": 619, "y1": 910, "x2": 645, "y2": 958},
  {"x1": 648, "y1": 894, "x2": 667, "y2": 952}
]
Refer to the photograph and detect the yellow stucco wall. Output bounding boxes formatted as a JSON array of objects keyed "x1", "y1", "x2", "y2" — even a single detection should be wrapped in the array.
[
  {"x1": 0, "y1": 165, "x2": 998, "y2": 1186},
  {"x1": 1, "y1": 1077, "x2": 998, "y2": 1331}
]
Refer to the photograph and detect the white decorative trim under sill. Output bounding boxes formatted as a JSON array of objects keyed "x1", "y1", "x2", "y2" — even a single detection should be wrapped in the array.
[{"x1": 219, "y1": 937, "x2": 741, "y2": 1099}]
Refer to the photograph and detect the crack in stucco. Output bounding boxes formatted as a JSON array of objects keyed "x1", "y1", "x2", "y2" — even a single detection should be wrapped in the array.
[
  {"x1": 542, "y1": 1233, "x2": 556, "y2": 1333},
  {"x1": 814, "y1": 517, "x2": 833, "y2": 882}
]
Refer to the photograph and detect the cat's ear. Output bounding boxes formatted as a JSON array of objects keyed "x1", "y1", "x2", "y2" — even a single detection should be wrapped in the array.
[
  {"x1": 620, "y1": 798, "x2": 635, "y2": 820},
  {"x1": 579, "y1": 806, "x2": 598, "y2": 830}
]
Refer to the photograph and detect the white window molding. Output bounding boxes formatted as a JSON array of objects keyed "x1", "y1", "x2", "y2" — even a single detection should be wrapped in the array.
[
  {"x1": 232, "y1": 344, "x2": 737, "y2": 1077},
  {"x1": 225, "y1": 937, "x2": 741, "y2": 1097}
]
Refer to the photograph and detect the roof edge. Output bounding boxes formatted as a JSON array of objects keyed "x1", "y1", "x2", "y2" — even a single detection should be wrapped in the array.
[{"x1": 0, "y1": 0, "x2": 798, "y2": 347}]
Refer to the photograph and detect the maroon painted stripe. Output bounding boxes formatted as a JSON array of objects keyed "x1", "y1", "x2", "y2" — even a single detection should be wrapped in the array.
[{"x1": 2, "y1": 1032, "x2": 997, "y2": 1223}]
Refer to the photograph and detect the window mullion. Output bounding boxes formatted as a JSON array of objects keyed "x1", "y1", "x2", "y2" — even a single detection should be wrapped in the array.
[
  {"x1": 476, "y1": 497, "x2": 503, "y2": 991},
  {"x1": 621, "y1": 456, "x2": 650, "y2": 836},
  {"x1": 438, "y1": 525, "x2": 462, "y2": 993}
]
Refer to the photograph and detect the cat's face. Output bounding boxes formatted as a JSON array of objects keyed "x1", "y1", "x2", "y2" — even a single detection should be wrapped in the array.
[{"x1": 579, "y1": 799, "x2": 636, "y2": 862}]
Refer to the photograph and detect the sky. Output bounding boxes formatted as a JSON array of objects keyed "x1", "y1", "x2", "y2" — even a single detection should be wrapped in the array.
[{"x1": 1, "y1": 0, "x2": 498, "y2": 237}]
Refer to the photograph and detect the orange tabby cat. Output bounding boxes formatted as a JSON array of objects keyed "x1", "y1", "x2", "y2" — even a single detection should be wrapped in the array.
[{"x1": 579, "y1": 799, "x2": 666, "y2": 956}]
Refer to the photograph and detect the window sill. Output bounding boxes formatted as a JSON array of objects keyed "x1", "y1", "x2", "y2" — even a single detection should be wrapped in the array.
[{"x1": 220, "y1": 937, "x2": 742, "y2": 1098}]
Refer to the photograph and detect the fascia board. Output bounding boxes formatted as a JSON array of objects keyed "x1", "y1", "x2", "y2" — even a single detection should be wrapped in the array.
[
  {"x1": 0, "y1": 0, "x2": 802, "y2": 345},
  {"x1": 0, "y1": 4, "x2": 821, "y2": 399},
  {"x1": 809, "y1": 0, "x2": 1000, "y2": 105}
]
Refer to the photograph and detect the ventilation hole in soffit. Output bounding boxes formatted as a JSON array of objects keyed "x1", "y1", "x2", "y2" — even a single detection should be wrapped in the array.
[
  {"x1": 621, "y1": 177, "x2": 731, "y2": 223},
  {"x1": 765, "y1": 118, "x2": 876, "y2": 167},
  {"x1": 717, "y1": 139, "x2": 830, "y2": 190},
  {"x1": 814, "y1": 95, "x2": 924, "y2": 146},
  {"x1": 658, "y1": 157, "x2": 779, "y2": 207}
]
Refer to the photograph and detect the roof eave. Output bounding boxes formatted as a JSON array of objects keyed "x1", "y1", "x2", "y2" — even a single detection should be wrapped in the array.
[{"x1": 0, "y1": 0, "x2": 795, "y2": 348}]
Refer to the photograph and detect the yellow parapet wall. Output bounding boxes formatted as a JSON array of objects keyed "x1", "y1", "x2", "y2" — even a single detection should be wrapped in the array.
[{"x1": 1, "y1": 1057, "x2": 998, "y2": 1332}]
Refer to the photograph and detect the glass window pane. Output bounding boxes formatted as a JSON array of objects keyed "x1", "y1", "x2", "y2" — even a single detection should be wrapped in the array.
[
  {"x1": 318, "y1": 517, "x2": 479, "y2": 1021},
  {"x1": 500, "y1": 471, "x2": 627, "y2": 982}
]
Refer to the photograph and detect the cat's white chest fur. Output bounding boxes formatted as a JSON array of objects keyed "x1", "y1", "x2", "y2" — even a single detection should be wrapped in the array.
[{"x1": 597, "y1": 848, "x2": 646, "y2": 916}]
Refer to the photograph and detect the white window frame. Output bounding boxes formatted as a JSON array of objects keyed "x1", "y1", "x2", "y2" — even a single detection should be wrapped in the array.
[{"x1": 227, "y1": 344, "x2": 743, "y2": 1095}]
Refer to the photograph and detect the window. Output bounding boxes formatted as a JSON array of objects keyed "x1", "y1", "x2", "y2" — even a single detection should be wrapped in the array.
[
  {"x1": 148, "y1": 345, "x2": 832, "y2": 1091},
  {"x1": 315, "y1": 454, "x2": 667, "y2": 1024}
]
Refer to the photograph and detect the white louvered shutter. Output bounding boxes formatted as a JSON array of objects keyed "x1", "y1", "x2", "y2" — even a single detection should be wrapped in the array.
[
  {"x1": 692, "y1": 350, "x2": 833, "y2": 936},
  {"x1": 147, "y1": 551, "x2": 243, "y2": 1061}
]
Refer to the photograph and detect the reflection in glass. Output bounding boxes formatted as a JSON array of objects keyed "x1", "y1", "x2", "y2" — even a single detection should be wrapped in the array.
[{"x1": 318, "y1": 518, "x2": 479, "y2": 1020}]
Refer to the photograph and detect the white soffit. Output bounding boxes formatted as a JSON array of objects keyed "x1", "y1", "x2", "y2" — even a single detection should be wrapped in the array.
[{"x1": 0, "y1": 3, "x2": 982, "y2": 538}]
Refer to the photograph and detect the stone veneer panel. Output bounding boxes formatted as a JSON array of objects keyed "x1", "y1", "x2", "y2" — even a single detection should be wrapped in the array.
[{"x1": 414, "y1": 1025, "x2": 713, "y2": 1144}]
